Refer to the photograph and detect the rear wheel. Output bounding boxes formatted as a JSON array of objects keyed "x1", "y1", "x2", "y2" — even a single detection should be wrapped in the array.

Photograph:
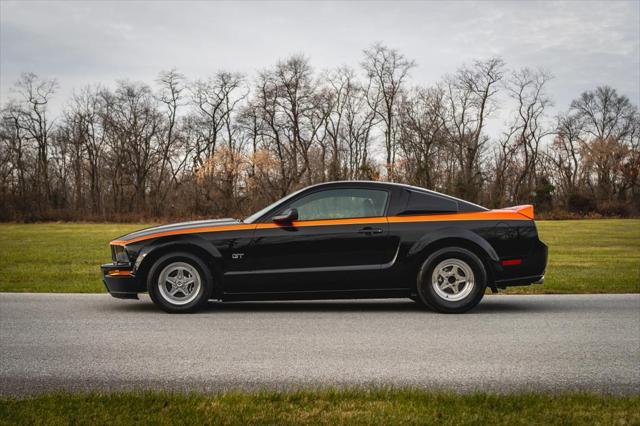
[
  {"x1": 147, "y1": 252, "x2": 212, "y2": 313},
  {"x1": 417, "y1": 247, "x2": 486, "y2": 313}
]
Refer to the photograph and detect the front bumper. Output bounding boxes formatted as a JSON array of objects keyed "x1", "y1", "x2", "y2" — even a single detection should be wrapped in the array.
[{"x1": 101, "y1": 263, "x2": 146, "y2": 299}]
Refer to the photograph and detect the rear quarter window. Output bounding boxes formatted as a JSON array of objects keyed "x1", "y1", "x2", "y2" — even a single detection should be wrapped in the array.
[{"x1": 402, "y1": 190, "x2": 459, "y2": 214}]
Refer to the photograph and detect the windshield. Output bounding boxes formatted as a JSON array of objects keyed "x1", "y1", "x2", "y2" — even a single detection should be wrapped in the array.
[{"x1": 243, "y1": 186, "x2": 308, "y2": 223}]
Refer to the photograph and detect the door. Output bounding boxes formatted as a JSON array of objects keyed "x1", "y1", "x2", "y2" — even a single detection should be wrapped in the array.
[{"x1": 226, "y1": 188, "x2": 395, "y2": 293}]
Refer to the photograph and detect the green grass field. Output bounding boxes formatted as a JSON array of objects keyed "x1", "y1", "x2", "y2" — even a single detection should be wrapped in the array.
[
  {"x1": 0, "y1": 220, "x2": 638, "y2": 293},
  {"x1": 1, "y1": 389, "x2": 638, "y2": 425}
]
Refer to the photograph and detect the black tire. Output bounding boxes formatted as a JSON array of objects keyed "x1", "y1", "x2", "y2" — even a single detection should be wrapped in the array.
[
  {"x1": 416, "y1": 247, "x2": 487, "y2": 314},
  {"x1": 147, "y1": 251, "x2": 213, "y2": 313},
  {"x1": 409, "y1": 295, "x2": 426, "y2": 306}
]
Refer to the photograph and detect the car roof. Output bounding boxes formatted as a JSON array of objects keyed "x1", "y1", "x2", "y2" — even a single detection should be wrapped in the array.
[
  {"x1": 248, "y1": 180, "x2": 487, "y2": 223},
  {"x1": 305, "y1": 180, "x2": 445, "y2": 197},
  {"x1": 306, "y1": 180, "x2": 411, "y2": 190}
]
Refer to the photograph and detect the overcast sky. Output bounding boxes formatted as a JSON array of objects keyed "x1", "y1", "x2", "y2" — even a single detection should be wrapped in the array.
[{"x1": 1, "y1": 0, "x2": 639, "y2": 125}]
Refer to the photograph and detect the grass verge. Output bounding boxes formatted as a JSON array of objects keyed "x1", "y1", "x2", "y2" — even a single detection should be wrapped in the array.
[
  {"x1": 1, "y1": 389, "x2": 639, "y2": 425},
  {"x1": 506, "y1": 219, "x2": 640, "y2": 294},
  {"x1": 0, "y1": 220, "x2": 638, "y2": 293},
  {"x1": 0, "y1": 222, "x2": 146, "y2": 293}
]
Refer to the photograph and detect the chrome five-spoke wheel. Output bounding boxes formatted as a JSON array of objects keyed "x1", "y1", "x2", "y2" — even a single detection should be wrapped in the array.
[
  {"x1": 431, "y1": 258, "x2": 475, "y2": 302},
  {"x1": 417, "y1": 247, "x2": 486, "y2": 313},
  {"x1": 157, "y1": 262, "x2": 202, "y2": 305}
]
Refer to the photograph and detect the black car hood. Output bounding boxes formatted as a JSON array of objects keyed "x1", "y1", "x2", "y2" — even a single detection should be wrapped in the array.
[{"x1": 115, "y1": 218, "x2": 240, "y2": 243}]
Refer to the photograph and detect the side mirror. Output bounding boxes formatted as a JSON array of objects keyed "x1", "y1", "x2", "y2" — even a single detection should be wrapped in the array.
[{"x1": 273, "y1": 208, "x2": 298, "y2": 224}]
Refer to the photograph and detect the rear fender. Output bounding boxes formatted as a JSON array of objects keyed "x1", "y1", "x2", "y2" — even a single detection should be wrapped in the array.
[{"x1": 407, "y1": 227, "x2": 500, "y2": 273}]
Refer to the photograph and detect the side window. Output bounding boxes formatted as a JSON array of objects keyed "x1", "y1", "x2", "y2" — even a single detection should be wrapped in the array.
[
  {"x1": 403, "y1": 190, "x2": 458, "y2": 214},
  {"x1": 286, "y1": 189, "x2": 388, "y2": 221}
]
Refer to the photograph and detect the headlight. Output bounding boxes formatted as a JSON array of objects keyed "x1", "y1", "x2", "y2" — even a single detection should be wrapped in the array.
[{"x1": 111, "y1": 245, "x2": 129, "y2": 263}]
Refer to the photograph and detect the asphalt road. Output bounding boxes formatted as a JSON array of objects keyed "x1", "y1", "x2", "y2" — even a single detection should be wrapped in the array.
[{"x1": 1, "y1": 293, "x2": 639, "y2": 395}]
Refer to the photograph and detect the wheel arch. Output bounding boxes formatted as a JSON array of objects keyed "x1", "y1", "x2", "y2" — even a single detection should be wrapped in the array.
[
  {"x1": 407, "y1": 228, "x2": 499, "y2": 287},
  {"x1": 134, "y1": 235, "x2": 223, "y2": 296}
]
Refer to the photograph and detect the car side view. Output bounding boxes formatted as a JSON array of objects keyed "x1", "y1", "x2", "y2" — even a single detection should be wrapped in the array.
[{"x1": 102, "y1": 181, "x2": 547, "y2": 313}]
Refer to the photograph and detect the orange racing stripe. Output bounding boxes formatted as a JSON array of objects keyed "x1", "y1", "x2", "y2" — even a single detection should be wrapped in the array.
[
  {"x1": 386, "y1": 209, "x2": 529, "y2": 224},
  {"x1": 110, "y1": 223, "x2": 257, "y2": 245},
  {"x1": 110, "y1": 209, "x2": 531, "y2": 246},
  {"x1": 255, "y1": 216, "x2": 388, "y2": 230}
]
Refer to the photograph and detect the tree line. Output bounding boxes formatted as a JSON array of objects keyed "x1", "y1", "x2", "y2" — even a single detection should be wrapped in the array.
[{"x1": 1, "y1": 43, "x2": 639, "y2": 222}]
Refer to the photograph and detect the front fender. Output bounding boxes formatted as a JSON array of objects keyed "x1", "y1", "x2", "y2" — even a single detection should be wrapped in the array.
[
  {"x1": 406, "y1": 226, "x2": 500, "y2": 263},
  {"x1": 133, "y1": 234, "x2": 222, "y2": 275}
]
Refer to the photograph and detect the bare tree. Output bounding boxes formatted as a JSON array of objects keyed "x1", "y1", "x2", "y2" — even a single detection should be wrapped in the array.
[
  {"x1": 61, "y1": 85, "x2": 108, "y2": 215},
  {"x1": 397, "y1": 86, "x2": 447, "y2": 189},
  {"x1": 547, "y1": 113, "x2": 585, "y2": 203},
  {"x1": 362, "y1": 43, "x2": 415, "y2": 179},
  {"x1": 441, "y1": 57, "x2": 504, "y2": 201},
  {"x1": 253, "y1": 56, "x2": 327, "y2": 196},
  {"x1": 190, "y1": 72, "x2": 243, "y2": 166},
  {"x1": 12, "y1": 73, "x2": 58, "y2": 205},
  {"x1": 153, "y1": 69, "x2": 186, "y2": 215},
  {"x1": 342, "y1": 75, "x2": 379, "y2": 180},
  {"x1": 0, "y1": 102, "x2": 30, "y2": 213},
  {"x1": 55, "y1": 107, "x2": 85, "y2": 211},
  {"x1": 500, "y1": 68, "x2": 553, "y2": 203},
  {"x1": 323, "y1": 66, "x2": 370, "y2": 180},
  {"x1": 569, "y1": 86, "x2": 639, "y2": 202},
  {"x1": 188, "y1": 71, "x2": 244, "y2": 213},
  {"x1": 104, "y1": 81, "x2": 162, "y2": 212}
]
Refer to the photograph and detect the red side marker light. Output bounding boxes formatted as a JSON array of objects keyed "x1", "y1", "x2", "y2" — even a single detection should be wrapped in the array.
[{"x1": 501, "y1": 259, "x2": 522, "y2": 266}]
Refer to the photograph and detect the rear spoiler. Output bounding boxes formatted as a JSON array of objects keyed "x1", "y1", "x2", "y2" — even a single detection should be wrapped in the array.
[{"x1": 502, "y1": 204, "x2": 535, "y2": 219}]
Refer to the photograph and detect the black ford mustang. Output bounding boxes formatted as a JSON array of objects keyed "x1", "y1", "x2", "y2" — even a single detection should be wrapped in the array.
[{"x1": 102, "y1": 181, "x2": 547, "y2": 313}]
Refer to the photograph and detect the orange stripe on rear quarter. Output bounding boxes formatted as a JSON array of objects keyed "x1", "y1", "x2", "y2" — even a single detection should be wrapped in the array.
[{"x1": 387, "y1": 209, "x2": 530, "y2": 223}]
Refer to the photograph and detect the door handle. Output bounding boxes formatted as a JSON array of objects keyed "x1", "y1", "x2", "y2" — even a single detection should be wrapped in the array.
[{"x1": 358, "y1": 227, "x2": 383, "y2": 235}]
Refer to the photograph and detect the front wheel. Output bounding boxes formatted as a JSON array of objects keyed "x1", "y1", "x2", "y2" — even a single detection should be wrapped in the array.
[
  {"x1": 417, "y1": 247, "x2": 487, "y2": 313},
  {"x1": 147, "y1": 252, "x2": 213, "y2": 313}
]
